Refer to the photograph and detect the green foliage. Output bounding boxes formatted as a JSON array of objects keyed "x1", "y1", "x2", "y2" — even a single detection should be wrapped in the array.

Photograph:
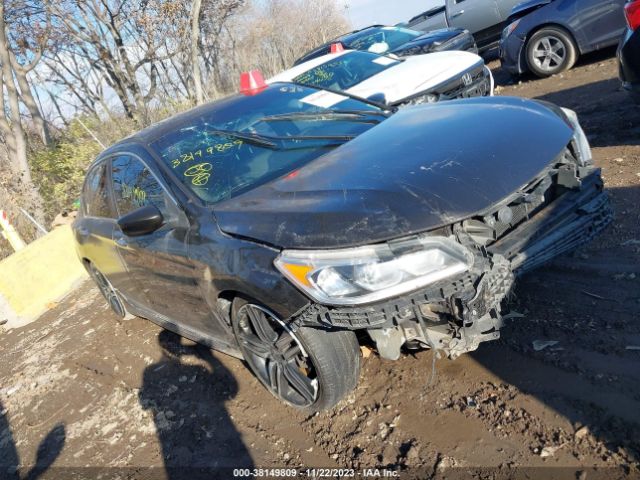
[
  {"x1": 27, "y1": 105, "x2": 192, "y2": 222},
  {"x1": 29, "y1": 116, "x2": 136, "y2": 220}
]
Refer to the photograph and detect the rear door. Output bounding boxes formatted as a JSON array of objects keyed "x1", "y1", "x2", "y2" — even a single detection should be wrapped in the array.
[
  {"x1": 447, "y1": 0, "x2": 503, "y2": 47},
  {"x1": 110, "y1": 154, "x2": 232, "y2": 342},
  {"x1": 578, "y1": 0, "x2": 627, "y2": 50}
]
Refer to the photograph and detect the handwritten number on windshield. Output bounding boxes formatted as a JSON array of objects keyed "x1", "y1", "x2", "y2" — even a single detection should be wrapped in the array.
[{"x1": 184, "y1": 163, "x2": 213, "y2": 186}]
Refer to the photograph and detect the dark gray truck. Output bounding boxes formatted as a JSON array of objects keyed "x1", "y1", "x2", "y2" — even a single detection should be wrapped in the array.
[{"x1": 407, "y1": 0, "x2": 524, "y2": 51}]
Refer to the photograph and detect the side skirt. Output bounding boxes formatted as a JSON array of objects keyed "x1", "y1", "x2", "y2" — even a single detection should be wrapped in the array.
[{"x1": 123, "y1": 297, "x2": 244, "y2": 360}]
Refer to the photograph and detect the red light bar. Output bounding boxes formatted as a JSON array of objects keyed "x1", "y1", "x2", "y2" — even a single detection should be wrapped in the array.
[
  {"x1": 330, "y1": 42, "x2": 345, "y2": 54},
  {"x1": 625, "y1": 0, "x2": 640, "y2": 31},
  {"x1": 239, "y1": 70, "x2": 267, "y2": 95}
]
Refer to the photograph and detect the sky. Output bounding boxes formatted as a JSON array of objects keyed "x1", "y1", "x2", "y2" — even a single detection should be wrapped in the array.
[{"x1": 343, "y1": 0, "x2": 444, "y2": 29}]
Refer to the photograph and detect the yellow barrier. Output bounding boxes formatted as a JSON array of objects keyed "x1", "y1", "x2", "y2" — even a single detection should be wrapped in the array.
[{"x1": 0, "y1": 225, "x2": 88, "y2": 329}]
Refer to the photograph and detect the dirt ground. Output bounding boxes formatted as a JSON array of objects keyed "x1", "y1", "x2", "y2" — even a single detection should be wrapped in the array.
[{"x1": 1, "y1": 49, "x2": 640, "y2": 480}]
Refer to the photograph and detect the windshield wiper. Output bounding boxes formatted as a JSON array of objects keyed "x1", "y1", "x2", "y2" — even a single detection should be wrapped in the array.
[
  {"x1": 206, "y1": 129, "x2": 278, "y2": 149},
  {"x1": 208, "y1": 129, "x2": 355, "y2": 149},
  {"x1": 259, "y1": 110, "x2": 389, "y2": 124}
]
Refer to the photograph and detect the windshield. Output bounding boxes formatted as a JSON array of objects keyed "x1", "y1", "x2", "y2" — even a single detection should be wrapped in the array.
[
  {"x1": 293, "y1": 52, "x2": 400, "y2": 91},
  {"x1": 149, "y1": 84, "x2": 385, "y2": 204},
  {"x1": 347, "y1": 27, "x2": 421, "y2": 53}
]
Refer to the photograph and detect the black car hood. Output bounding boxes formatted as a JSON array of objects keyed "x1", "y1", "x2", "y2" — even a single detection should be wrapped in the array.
[
  {"x1": 215, "y1": 97, "x2": 574, "y2": 249},
  {"x1": 394, "y1": 28, "x2": 467, "y2": 54}
]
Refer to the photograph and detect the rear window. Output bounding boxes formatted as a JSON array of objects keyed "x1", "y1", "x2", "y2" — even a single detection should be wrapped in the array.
[
  {"x1": 82, "y1": 162, "x2": 113, "y2": 218},
  {"x1": 293, "y1": 52, "x2": 400, "y2": 91}
]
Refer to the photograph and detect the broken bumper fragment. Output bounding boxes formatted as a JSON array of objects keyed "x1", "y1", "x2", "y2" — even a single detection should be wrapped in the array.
[{"x1": 294, "y1": 153, "x2": 612, "y2": 361}]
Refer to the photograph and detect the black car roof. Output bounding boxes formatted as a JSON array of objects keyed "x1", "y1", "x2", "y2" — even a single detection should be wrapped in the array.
[{"x1": 103, "y1": 92, "x2": 246, "y2": 153}]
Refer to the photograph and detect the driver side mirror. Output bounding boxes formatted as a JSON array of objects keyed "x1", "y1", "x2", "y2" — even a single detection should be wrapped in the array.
[{"x1": 117, "y1": 204, "x2": 164, "y2": 237}]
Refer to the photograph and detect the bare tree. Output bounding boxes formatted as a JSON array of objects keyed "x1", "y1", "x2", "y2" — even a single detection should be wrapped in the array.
[
  {"x1": 47, "y1": 0, "x2": 189, "y2": 124},
  {"x1": 227, "y1": 0, "x2": 349, "y2": 80},
  {"x1": 2, "y1": 0, "x2": 52, "y2": 146},
  {"x1": 191, "y1": 0, "x2": 204, "y2": 105},
  {"x1": 0, "y1": 1, "x2": 47, "y2": 223}
]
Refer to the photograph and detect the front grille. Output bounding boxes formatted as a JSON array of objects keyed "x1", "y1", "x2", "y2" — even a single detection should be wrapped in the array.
[
  {"x1": 438, "y1": 66, "x2": 491, "y2": 100},
  {"x1": 460, "y1": 148, "x2": 610, "y2": 248},
  {"x1": 478, "y1": 148, "x2": 614, "y2": 271},
  {"x1": 462, "y1": 170, "x2": 557, "y2": 247},
  {"x1": 394, "y1": 64, "x2": 490, "y2": 107},
  {"x1": 510, "y1": 191, "x2": 612, "y2": 273}
]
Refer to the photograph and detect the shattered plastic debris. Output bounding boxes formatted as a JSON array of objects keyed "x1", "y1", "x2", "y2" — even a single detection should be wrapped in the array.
[
  {"x1": 540, "y1": 444, "x2": 563, "y2": 458},
  {"x1": 574, "y1": 426, "x2": 590, "y2": 440},
  {"x1": 533, "y1": 340, "x2": 559, "y2": 352},
  {"x1": 360, "y1": 346, "x2": 373, "y2": 359}
]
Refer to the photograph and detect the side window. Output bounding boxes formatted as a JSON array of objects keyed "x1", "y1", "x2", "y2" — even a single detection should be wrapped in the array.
[
  {"x1": 83, "y1": 162, "x2": 114, "y2": 218},
  {"x1": 111, "y1": 155, "x2": 168, "y2": 217}
]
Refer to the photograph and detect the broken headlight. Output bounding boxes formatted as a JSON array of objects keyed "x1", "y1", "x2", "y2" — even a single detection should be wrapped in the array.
[
  {"x1": 275, "y1": 236, "x2": 473, "y2": 306},
  {"x1": 561, "y1": 108, "x2": 593, "y2": 166}
]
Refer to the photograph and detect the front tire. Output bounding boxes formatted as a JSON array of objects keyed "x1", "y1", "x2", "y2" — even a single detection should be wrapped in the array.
[
  {"x1": 526, "y1": 27, "x2": 577, "y2": 78},
  {"x1": 231, "y1": 297, "x2": 360, "y2": 412}
]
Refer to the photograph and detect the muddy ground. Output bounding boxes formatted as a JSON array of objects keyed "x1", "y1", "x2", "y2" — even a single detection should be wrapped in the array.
[{"x1": 1, "y1": 49, "x2": 640, "y2": 480}]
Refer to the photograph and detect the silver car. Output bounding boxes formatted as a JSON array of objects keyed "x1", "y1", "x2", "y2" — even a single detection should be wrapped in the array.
[{"x1": 407, "y1": 0, "x2": 525, "y2": 51}]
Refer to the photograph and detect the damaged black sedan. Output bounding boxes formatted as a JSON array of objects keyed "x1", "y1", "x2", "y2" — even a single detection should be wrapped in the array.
[{"x1": 74, "y1": 83, "x2": 611, "y2": 411}]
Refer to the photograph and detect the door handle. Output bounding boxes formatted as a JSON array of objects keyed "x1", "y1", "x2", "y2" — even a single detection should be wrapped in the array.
[
  {"x1": 451, "y1": 10, "x2": 465, "y2": 18},
  {"x1": 77, "y1": 227, "x2": 90, "y2": 237}
]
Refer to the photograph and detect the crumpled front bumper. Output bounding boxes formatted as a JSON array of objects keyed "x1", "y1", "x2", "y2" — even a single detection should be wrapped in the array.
[{"x1": 293, "y1": 167, "x2": 612, "y2": 359}]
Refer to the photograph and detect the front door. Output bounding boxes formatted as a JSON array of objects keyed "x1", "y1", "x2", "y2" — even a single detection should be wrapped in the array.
[{"x1": 110, "y1": 154, "x2": 231, "y2": 343}]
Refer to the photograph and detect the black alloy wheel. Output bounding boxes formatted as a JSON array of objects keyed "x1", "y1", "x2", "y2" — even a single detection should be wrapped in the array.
[
  {"x1": 88, "y1": 264, "x2": 134, "y2": 320},
  {"x1": 231, "y1": 298, "x2": 361, "y2": 411}
]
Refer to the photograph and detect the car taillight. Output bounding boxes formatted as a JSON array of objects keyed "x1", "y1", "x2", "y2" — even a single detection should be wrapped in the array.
[{"x1": 626, "y1": 0, "x2": 640, "y2": 30}]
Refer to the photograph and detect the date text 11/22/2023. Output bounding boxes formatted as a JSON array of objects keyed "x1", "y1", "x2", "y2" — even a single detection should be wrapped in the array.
[{"x1": 232, "y1": 468, "x2": 401, "y2": 478}]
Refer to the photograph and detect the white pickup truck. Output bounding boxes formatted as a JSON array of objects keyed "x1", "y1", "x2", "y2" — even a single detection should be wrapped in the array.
[{"x1": 406, "y1": 0, "x2": 524, "y2": 52}]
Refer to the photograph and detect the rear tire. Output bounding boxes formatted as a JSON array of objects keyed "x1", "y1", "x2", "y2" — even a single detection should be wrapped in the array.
[
  {"x1": 526, "y1": 27, "x2": 577, "y2": 78},
  {"x1": 87, "y1": 264, "x2": 135, "y2": 321},
  {"x1": 231, "y1": 297, "x2": 360, "y2": 412}
]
